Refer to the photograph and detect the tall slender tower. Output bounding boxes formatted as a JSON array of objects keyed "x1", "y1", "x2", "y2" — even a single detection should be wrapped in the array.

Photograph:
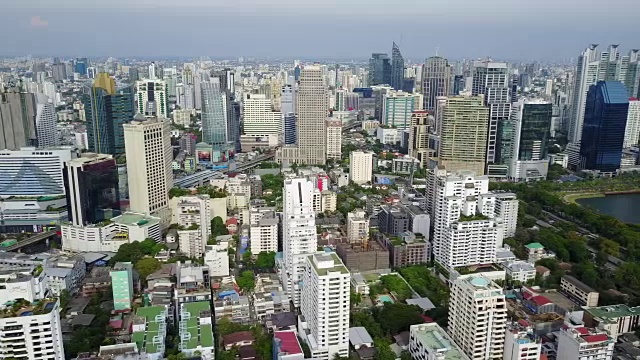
[
  {"x1": 35, "y1": 93, "x2": 58, "y2": 147},
  {"x1": 201, "y1": 79, "x2": 230, "y2": 151},
  {"x1": 296, "y1": 66, "x2": 328, "y2": 164},
  {"x1": 422, "y1": 56, "x2": 452, "y2": 113},
  {"x1": 391, "y1": 42, "x2": 405, "y2": 90},
  {"x1": 569, "y1": 44, "x2": 601, "y2": 144},
  {"x1": 0, "y1": 81, "x2": 37, "y2": 150}
]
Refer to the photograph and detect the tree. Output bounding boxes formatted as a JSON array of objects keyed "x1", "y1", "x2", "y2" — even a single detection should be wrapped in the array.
[
  {"x1": 237, "y1": 270, "x2": 255, "y2": 291},
  {"x1": 350, "y1": 291, "x2": 362, "y2": 307},
  {"x1": 135, "y1": 258, "x2": 162, "y2": 279},
  {"x1": 60, "y1": 289, "x2": 71, "y2": 310},
  {"x1": 255, "y1": 251, "x2": 276, "y2": 270},
  {"x1": 243, "y1": 250, "x2": 253, "y2": 265},
  {"x1": 375, "y1": 303, "x2": 423, "y2": 335},
  {"x1": 211, "y1": 216, "x2": 229, "y2": 237}
]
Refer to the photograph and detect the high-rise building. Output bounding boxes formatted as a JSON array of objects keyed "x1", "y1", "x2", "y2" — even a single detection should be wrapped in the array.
[
  {"x1": 249, "y1": 211, "x2": 279, "y2": 254},
  {"x1": 84, "y1": 73, "x2": 135, "y2": 155},
  {"x1": 509, "y1": 100, "x2": 553, "y2": 181},
  {"x1": 369, "y1": 53, "x2": 391, "y2": 86},
  {"x1": 556, "y1": 327, "x2": 614, "y2": 360},
  {"x1": 124, "y1": 116, "x2": 173, "y2": 224},
  {"x1": 281, "y1": 178, "x2": 318, "y2": 308},
  {"x1": 428, "y1": 169, "x2": 506, "y2": 269},
  {"x1": 408, "y1": 111, "x2": 431, "y2": 168},
  {"x1": 299, "y1": 252, "x2": 350, "y2": 360},
  {"x1": 243, "y1": 93, "x2": 282, "y2": 137},
  {"x1": 75, "y1": 57, "x2": 89, "y2": 75},
  {"x1": 284, "y1": 113, "x2": 297, "y2": 145},
  {"x1": 35, "y1": 93, "x2": 58, "y2": 147},
  {"x1": 0, "y1": 84, "x2": 37, "y2": 150},
  {"x1": 148, "y1": 62, "x2": 157, "y2": 80},
  {"x1": 349, "y1": 151, "x2": 373, "y2": 185},
  {"x1": 449, "y1": 275, "x2": 507, "y2": 360},
  {"x1": 0, "y1": 147, "x2": 74, "y2": 196},
  {"x1": 281, "y1": 83, "x2": 296, "y2": 115},
  {"x1": 381, "y1": 90, "x2": 423, "y2": 128},
  {"x1": 52, "y1": 63, "x2": 67, "y2": 81},
  {"x1": 326, "y1": 119, "x2": 342, "y2": 160},
  {"x1": 201, "y1": 79, "x2": 230, "y2": 150},
  {"x1": 65, "y1": 153, "x2": 120, "y2": 226},
  {"x1": 580, "y1": 81, "x2": 630, "y2": 173},
  {"x1": 135, "y1": 79, "x2": 167, "y2": 118},
  {"x1": 346, "y1": 210, "x2": 369, "y2": 242},
  {"x1": 472, "y1": 61, "x2": 511, "y2": 176},
  {"x1": 391, "y1": 42, "x2": 405, "y2": 90},
  {"x1": 624, "y1": 99, "x2": 640, "y2": 148},
  {"x1": 422, "y1": 56, "x2": 452, "y2": 113},
  {"x1": 503, "y1": 322, "x2": 542, "y2": 360},
  {"x1": 435, "y1": 95, "x2": 489, "y2": 175},
  {"x1": 494, "y1": 192, "x2": 519, "y2": 239},
  {"x1": 0, "y1": 299, "x2": 65, "y2": 359},
  {"x1": 111, "y1": 262, "x2": 134, "y2": 311}
]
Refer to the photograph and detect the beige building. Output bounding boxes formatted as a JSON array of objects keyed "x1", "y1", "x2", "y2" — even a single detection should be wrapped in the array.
[
  {"x1": 408, "y1": 110, "x2": 432, "y2": 168},
  {"x1": 349, "y1": 151, "x2": 373, "y2": 184},
  {"x1": 326, "y1": 119, "x2": 342, "y2": 160},
  {"x1": 347, "y1": 210, "x2": 369, "y2": 242},
  {"x1": 436, "y1": 95, "x2": 489, "y2": 175},
  {"x1": 321, "y1": 190, "x2": 337, "y2": 212},
  {"x1": 243, "y1": 93, "x2": 282, "y2": 138},
  {"x1": 124, "y1": 116, "x2": 173, "y2": 226}
]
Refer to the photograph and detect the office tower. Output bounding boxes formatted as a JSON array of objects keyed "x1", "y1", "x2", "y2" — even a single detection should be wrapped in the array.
[
  {"x1": 510, "y1": 75, "x2": 519, "y2": 103},
  {"x1": 229, "y1": 96, "x2": 242, "y2": 153},
  {"x1": 472, "y1": 61, "x2": 511, "y2": 175},
  {"x1": 369, "y1": 53, "x2": 391, "y2": 86},
  {"x1": 422, "y1": 56, "x2": 452, "y2": 112},
  {"x1": 580, "y1": 81, "x2": 630, "y2": 173},
  {"x1": 284, "y1": 113, "x2": 297, "y2": 145},
  {"x1": 326, "y1": 119, "x2": 342, "y2": 160},
  {"x1": 35, "y1": 93, "x2": 58, "y2": 147},
  {"x1": 148, "y1": 62, "x2": 157, "y2": 80},
  {"x1": 0, "y1": 84, "x2": 37, "y2": 150},
  {"x1": 299, "y1": 253, "x2": 350, "y2": 360},
  {"x1": 111, "y1": 262, "x2": 134, "y2": 311},
  {"x1": 282, "y1": 178, "x2": 318, "y2": 308},
  {"x1": 452, "y1": 74, "x2": 465, "y2": 96},
  {"x1": 243, "y1": 93, "x2": 282, "y2": 137},
  {"x1": 87, "y1": 67, "x2": 97, "y2": 79},
  {"x1": 135, "y1": 79, "x2": 167, "y2": 118},
  {"x1": 0, "y1": 299, "x2": 65, "y2": 359},
  {"x1": 624, "y1": 99, "x2": 640, "y2": 148},
  {"x1": 503, "y1": 322, "x2": 542, "y2": 360},
  {"x1": 129, "y1": 67, "x2": 140, "y2": 82},
  {"x1": 347, "y1": 210, "x2": 369, "y2": 242},
  {"x1": 381, "y1": 90, "x2": 423, "y2": 128},
  {"x1": 281, "y1": 84, "x2": 296, "y2": 114},
  {"x1": 449, "y1": 275, "x2": 507, "y2": 360},
  {"x1": 84, "y1": 73, "x2": 135, "y2": 155},
  {"x1": 124, "y1": 116, "x2": 173, "y2": 224},
  {"x1": 508, "y1": 100, "x2": 552, "y2": 181},
  {"x1": 0, "y1": 147, "x2": 73, "y2": 197},
  {"x1": 391, "y1": 42, "x2": 405, "y2": 90},
  {"x1": 52, "y1": 63, "x2": 67, "y2": 81},
  {"x1": 545, "y1": 79, "x2": 554, "y2": 97},
  {"x1": 65, "y1": 153, "x2": 120, "y2": 226},
  {"x1": 349, "y1": 151, "x2": 373, "y2": 184},
  {"x1": 429, "y1": 169, "x2": 505, "y2": 269},
  {"x1": 335, "y1": 89, "x2": 359, "y2": 111},
  {"x1": 212, "y1": 68, "x2": 236, "y2": 94},
  {"x1": 75, "y1": 57, "x2": 89, "y2": 75},
  {"x1": 408, "y1": 111, "x2": 431, "y2": 167},
  {"x1": 435, "y1": 96, "x2": 489, "y2": 175},
  {"x1": 201, "y1": 79, "x2": 229, "y2": 149}
]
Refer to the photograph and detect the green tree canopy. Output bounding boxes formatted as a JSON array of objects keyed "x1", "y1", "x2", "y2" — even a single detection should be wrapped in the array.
[{"x1": 135, "y1": 258, "x2": 162, "y2": 279}]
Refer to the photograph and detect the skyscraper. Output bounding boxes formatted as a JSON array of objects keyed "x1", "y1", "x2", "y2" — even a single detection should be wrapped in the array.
[
  {"x1": 624, "y1": 99, "x2": 640, "y2": 148},
  {"x1": 0, "y1": 83, "x2": 37, "y2": 150},
  {"x1": 391, "y1": 42, "x2": 405, "y2": 90},
  {"x1": 243, "y1": 93, "x2": 282, "y2": 137},
  {"x1": 580, "y1": 81, "x2": 630, "y2": 173},
  {"x1": 84, "y1": 73, "x2": 135, "y2": 155},
  {"x1": 472, "y1": 61, "x2": 511, "y2": 176},
  {"x1": 381, "y1": 90, "x2": 423, "y2": 128},
  {"x1": 124, "y1": 116, "x2": 173, "y2": 225},
  {"x1": 281, "y1": 178, "x2": 318, "y2": 308},
  {"x1": 201, "y1": 79, "x2": 231, "y2": 156},
  {"x1": 408, "y1": 111, "x2": 431, "y2": 167},
  {"x1": 435, "y1": 95, "x2": 489, "y2": 175},
  {"x1": 284, "y1": 113, "x2": 297, "y2": 145},
  {"x1": 65, "y1": 153, "x2": 120, "y2": 226},
  {"x1": 135, "y1": 79, "x2": 167, "y2": 118},
  {"x1": 35, "y1": 93, "x2": 58, "y2": 147},
  {"x1": 422, "y1": 56, "x2": 452, "y2": 113},
  {"x1": 74, "y1": 57, "x2": 89, "y2": 75},
  {"x1": 368, "y1": 53, "x2": 391, "y2": 86},
  {"x1": 509, "y1": 100, "x2": 553, "y2": 181}
]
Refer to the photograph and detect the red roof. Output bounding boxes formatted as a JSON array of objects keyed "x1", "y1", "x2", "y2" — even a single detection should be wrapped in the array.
[
  {"x1": 274, "y1": 331, "x2": 303, "y2": 355},
  {"x1": 539, "y1": 354, "x2": 548, "y2": 360},
  {"x1": 583, "y1": 334, "x2": 609, "y2": 343},
  {"x1": 420, "y1": 315, "x2": 434, "y2": 323},
  {"x1": 226, "y1": 218, "x2": 238, "y2": 225},
  {"x1": 109, "y1": 319, "x2": 123, "y2": 329},
  {"x1": 630, "y1": 98, "x2": 638, "y2": 101},
  {"x1": 518, "y1": 319, "x2": 529, "y2": 327},
  {"x1": 575, "y1": 327, "x2": 589, "y2": 335},
  {"x1": 531, "y1": 295, "x2": 552, "y2": 306}
]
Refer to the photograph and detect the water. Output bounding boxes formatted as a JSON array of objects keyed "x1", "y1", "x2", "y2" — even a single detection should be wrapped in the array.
[{"x1": 576, "y1": 193, "x2": 640, "y2": 224}]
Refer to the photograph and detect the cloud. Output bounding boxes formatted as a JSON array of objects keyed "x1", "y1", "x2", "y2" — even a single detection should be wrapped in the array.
[{"x1": 30, "y1": 16, "x2": 48, "y2": 28}]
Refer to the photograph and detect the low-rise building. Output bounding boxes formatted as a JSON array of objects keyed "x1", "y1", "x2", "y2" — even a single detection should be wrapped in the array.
[
  {"x1": 525, "y1": 242, "x2": 555, "y2": 264},
  {"x1": 131, "y1": 306, "x2": 168, "y2": 360},
  {"x1": 178, "y1": 301, "x2": 214, "y2": 359},
  {"x1": 556, "y1": 326, "x2": 614, "y2": 360},
  {"x1": 178, "y1": 229, "x2": 205, "y2": 258},
  {"x1": 44, "y1": 254, "x2": 86, "y2": 296},
  {"x1": 336, "y1": 242, "x2": 390, "y2": 272},
  {"x1": 81, "y1": 267, "x2": 112, "y2": 297},
  {"x1": 408, "y1": 323, "x2": 470, "y2": 360},
  {"x1": 0, "y1": 269, "x2": 47, "y2": 304},
  {"x1": 204, "y1": 241, "x2": 231, "y2": 277},
  {"x1": 583, "y1": 304, "x2": 640, "y2": 338},
  {"x1": 273, "y1": 330, "x2": 304, "y2": 360},
  {"x1": 503, "y1": 321, "x2": 541, "y2": 360},
  {"x1": 561, "y1": 275, "x2": 600, "y2": 307},
  {"x1": 501, "y1": 261, "x2": 536, "y2": 283},
  {"x1": 111, "y1": 262, "x2": 134, "y2": 311},
  {"x1": 252, "y1": 274, "x2": 290, "y2": 321}
]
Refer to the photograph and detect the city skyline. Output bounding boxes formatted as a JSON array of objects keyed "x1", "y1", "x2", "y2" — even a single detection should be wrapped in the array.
[{"x1": 2, "y1": 0, "x2": 638, "y2": 60}]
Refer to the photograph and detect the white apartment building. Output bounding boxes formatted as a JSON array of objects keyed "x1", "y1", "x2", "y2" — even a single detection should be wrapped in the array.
[
  {"x1": 243, "y1": 93, "x2": 282, "y2": 137},
  {"x1": 326, "y1": 119, "x2": 342, "y2": 160},
  {"x1": 347, "y1": 210, "x2": 369, "y2": 242},
  {"x1": 281, "y1": 178, "x2": 318, "y2": 308},
  {"x1": 173, "y1": 109, "x2": 195, "y2": 127},
  {"x1": 35, "y1": 94, "x2": 58, "y2": 147},
  {"x1": 624, "y1": 99, "x2": 640, "y2": 148},
  {"x1": 349, "y1": 151, "x2": 373, "y2": 185},
  {"x1": 448, "y1": 275, "x2": 507, "y2": 360},
  {"x1": 204, "y1": 242, "x2": 231, "y2": 277},
  {"x1": 253, "y1": 274, "x2": 290, "y2": 320},
  {"x1": 0, "y1": 270, "x2": 47, "y2": 304},
  {"x1": 0, "y1": 299, "x2": 65, "y2": 360},
  {"x1": 173, "y1": 194, "x2": 212, "y2": 245},
  {"x1": 226, "y1": 174, "x2": 252, "y2": 199},
  {"x1": 299, "y1": 253, "x2": 350, "y2": 360},
  {"x1": 44, "y1": 255, "x2": 86, "y2": 296},
  {"x1": 178, "y1": 229, "x2": 205, "y2": 258},
  {"x1": 250, "y1": 211, "x2": 279, "y2": 254},
  {"x1": 556, "y1": 327, "x2": 614, "y2": 360},
  {"x1": 503, "y1": 322, "x2": 542, "y2": 360},
  {"x1": 124, "y1": 116, "x2": 173, "y2": 226},
  {"x1": 408, "y1": 323, "x2": 470, "y2": 360},
  {"x1": 321, "y1": 191, "x2": 337, "y2": 213},
  {"x1": 494, "y1": 192, "x2": 519, "y2": 238},
  {"x1": 135, "y1": 79, "x2": 167, "y2": 118}
]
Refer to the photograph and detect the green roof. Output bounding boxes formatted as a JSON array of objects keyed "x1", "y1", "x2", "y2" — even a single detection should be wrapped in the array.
[
  {"x1": 180, "y1": 301, "x2": 214, "y2": 350},
  {"x1": 132, "y1": 306, "x2": 166, "y2": 355},
  {"x1": 525, "y1": 242, "x2": 544, "y2": 249},
  {"x1": 113, "y1": 212, "x2": 160, "y2": 227},
  {"x1": 411, "y1": 324, "x2": 469, "y2": 360},
  {"x1": 586, "y1": 304, "x2": 640, "y2": 322}
]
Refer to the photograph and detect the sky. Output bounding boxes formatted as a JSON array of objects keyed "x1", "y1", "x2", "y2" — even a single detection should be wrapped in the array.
[{"x1": 2, "y1": 0, "x2": 639, "y2": 61}]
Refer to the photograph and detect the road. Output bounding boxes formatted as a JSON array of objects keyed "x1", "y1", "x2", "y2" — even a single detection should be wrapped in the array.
[{"x1": 1, "y1": 231, "x2": 58, "y2": 252}]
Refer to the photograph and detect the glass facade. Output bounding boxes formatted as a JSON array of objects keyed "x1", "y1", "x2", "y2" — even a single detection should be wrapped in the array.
[
  {"x1": 391, "y1": 42, "x2": 404, "y2": 90},
  {"x1": 368, "y1": 53, "x2": 391, "y2": 86},
  {"x1": 580, "y1": 81, "x2": 630, "y2": 172},
  {"x1": 64, "y1": 158, "x2": 120, "y2": 225},
  {"x1": 200, "y1": 79, "x2": 229, "y2": 150},
  {"x1": 84, "y1": 83, "x2": 134, "y2": 155},
  {"x1": 518, "y1": 103, "x2": 552, "y2": 161}
]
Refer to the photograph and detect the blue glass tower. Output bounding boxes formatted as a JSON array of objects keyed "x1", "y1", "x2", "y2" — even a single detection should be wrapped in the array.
[
  {"x1": 284, "y1": 113, "x2": 297, "y2": 145},
  {"x1": 75, "y1": 58, "x2": 89, "y2": 75},
  {"x1": 368, "y1": 53, "x2": 391, "y2": 86},
  {"x1": 391, "y1": 42, "x2": 405, "y2": 90},
  {"x1": 579, "y1": 81, "x2": 630, "y2": 173}
]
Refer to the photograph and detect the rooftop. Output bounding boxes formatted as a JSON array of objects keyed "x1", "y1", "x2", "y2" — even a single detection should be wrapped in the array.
[
  {"x1": 525, "y1": 242, "x2": 545, "y2": 249},
  {"x1": 310, "y1": 252, "x2": 350, "y2": 276},
  {"x1": 0, "y1": 298, "x2": 58, "y2": 318},
  {"x1": 180, "y1": 301, "x2": 214, "y2": 350},
  {"x1": 274, "y1": 331, "x2": 303, "y2": 355},
  {"x1": 131, "y1": 306, "x2": 166, "y2": 355},
  {"x1": 410, "y1": 323, "x2": 469, "y2": 360},
  {"x1": 112, "y1": 212, "x2": 160, "y2": 227},
  {"x1": 585, "y1": 304, "x2": 640, "y2": 321},
  {"x1": 562, "y1": 275, "x2": 597, "y2": 293}
]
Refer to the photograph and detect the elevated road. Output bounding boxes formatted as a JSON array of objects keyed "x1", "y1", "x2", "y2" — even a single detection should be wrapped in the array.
[{"x1": 2, "y1": 231, "x2": 58, "y2": 252}]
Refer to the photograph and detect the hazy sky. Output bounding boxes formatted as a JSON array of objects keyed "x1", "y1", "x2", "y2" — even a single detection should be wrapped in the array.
[{"x1": 2, "y1": 0, "x2": 639, "y2": 61}]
